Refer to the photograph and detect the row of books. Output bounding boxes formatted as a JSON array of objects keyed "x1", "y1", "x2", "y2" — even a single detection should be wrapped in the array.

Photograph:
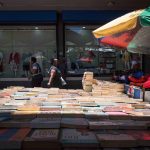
[
  {"x1": 0, "y1": 117, "x2": 150, "y2": 129},
  {"x1": 0, "y1": 86, "x2": 149, "y2": 149},
  {"x1": 0, "y1": 128, "x2": 150, "y2": 149},
  {"x1": 92, "y1": 80, "x2": 125, "y2": 96}
]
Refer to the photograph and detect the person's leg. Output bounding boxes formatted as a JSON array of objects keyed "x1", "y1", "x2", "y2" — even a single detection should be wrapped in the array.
[{"x1": 31, "y1": 78, "x2": 35, "y2": 87}]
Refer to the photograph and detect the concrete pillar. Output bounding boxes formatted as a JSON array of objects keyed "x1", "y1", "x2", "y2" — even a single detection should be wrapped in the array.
[{"x1": 56, "y1": 11, "x2": 64, "y2": 58}]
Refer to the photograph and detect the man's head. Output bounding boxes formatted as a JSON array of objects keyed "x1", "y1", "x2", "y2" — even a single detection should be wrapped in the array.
[
  {"x1": 51, "y1": 58, "x2": 58, "y2": 66},
  {"x1": 31, "y1": 57, "x2": 37, "y2": 63}
]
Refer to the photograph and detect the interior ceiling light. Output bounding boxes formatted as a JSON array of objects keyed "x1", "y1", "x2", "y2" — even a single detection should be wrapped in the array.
[
  {"x1": 35, "y1": 27, "x2": 39, "y2": 30},
  {"x1": 107, "y1": 1, "x2": 116, "y2": 7}
]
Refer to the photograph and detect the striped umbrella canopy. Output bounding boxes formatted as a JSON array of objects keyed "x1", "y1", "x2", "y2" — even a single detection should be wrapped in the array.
[{"x1": 93, "y1": 7, "x2": 150, "y2": 54}]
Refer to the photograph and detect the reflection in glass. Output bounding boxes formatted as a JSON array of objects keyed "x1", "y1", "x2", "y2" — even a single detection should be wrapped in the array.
[
  {"x1": 0, "y1": 25, "x2": 56, "y2": 78},
  {"x1": 65, "y1": 25, "x2": 117, "y2": 76}
]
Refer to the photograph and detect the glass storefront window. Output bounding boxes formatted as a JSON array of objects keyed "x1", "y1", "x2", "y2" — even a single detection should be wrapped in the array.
[
  {"x1": 65, "y1": 25, "x2": 117, "y2": 76},
  {"x1": 0, "y1": 25, "x2": 56, "y2": 78}
]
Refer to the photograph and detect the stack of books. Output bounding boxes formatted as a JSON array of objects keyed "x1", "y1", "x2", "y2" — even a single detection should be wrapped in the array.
[
  {"x1": 92, "y1": 80, "x2": 124, "y2": 96},
  {"x1": 82, "y1": 72, "x2": 93, "y2": 92}
]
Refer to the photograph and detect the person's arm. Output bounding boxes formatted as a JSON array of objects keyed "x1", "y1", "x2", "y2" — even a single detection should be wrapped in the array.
[
  {"x1": 48, "y1": 69, "x2": 56, "y2": 86},
  {"x1": 30, "y1": 62, "x2": 37, "y2": 74}
]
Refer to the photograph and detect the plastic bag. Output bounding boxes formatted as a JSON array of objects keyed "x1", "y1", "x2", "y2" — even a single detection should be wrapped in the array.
[{"x1": 60, "y1": 76, "x2": 67, "y2": 86}]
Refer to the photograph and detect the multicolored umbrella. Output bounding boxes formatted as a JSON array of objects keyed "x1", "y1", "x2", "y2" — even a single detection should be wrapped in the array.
[{"x1": 93, "y1": 7, "x2": 150, "y2": 54}]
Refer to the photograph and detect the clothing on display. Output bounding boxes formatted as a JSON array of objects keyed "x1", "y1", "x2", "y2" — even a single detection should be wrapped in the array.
[
  {"x1": 33, "y1": 52, "x2": 44, "y2": 73},
  {"x1": 123, "y1": 51, "x2": 130, "y2": 70},
  {"x1": 22, "y1": 52, "x2": 32, "y2": 77},
  {"x1": 9, "y1": 52, "x2": 20, "y2": 65},
  {"x1": 79, "y1": 50, "x2": 96, "y2": 63},
  {"x1": 9, "y1": 52, "x2": 20, "y2": 76}
]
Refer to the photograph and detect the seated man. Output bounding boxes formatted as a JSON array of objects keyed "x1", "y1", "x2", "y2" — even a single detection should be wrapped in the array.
[
  {"x1": 113, "y1": 70, "x2": 129, "y2": 84},
  {"x1": 128, "y1": 64, "x2": 145, "y2": 87}
]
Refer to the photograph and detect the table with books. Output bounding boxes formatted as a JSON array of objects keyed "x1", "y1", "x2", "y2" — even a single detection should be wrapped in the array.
[{"x1": 0, "y1": 85, "x2": 150, "y2": 150}]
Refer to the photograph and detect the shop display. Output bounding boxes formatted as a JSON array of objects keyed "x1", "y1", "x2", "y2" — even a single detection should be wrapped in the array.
[{"x1": 99, "y1": 52, "x2": 116, "y2": 74}]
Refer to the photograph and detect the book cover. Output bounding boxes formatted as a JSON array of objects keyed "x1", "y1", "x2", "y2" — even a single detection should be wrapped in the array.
[
  {"x1": 61, "y1": 129, "x2": 99, "y2": 147},
  {"x1": 30, "y1": 129, "x2": 59, "y2": 141},
  {"x1": 23, "y1": 129, "x2": 60, "y2": 149}
]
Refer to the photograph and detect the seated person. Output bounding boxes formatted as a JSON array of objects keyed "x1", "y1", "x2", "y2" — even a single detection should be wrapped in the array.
[
  {"x1": 128, "y1": 64, "x2": 146, "y2": 87},
  {"x1": 113, "y1": 70, "x2": 129, "y2": 84},
  {"x1": 143, "y1": 76, "x2": 150, "y2": 89}
]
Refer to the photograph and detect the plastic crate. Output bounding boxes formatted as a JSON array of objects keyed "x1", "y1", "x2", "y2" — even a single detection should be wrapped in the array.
[
  {"x1": 124, "y1": 84, "x2": 130, "y2": 94},
  {"x1": 133, "y1": 87, "x2": 143, "y2": 99}
]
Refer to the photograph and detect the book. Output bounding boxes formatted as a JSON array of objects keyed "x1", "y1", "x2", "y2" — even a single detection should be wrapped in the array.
[
  {"x1": 40, "y1": 106, "x2": 61, "y2": 111},
  {"x1": 61, "y1": 129, "x2": 99, "y2": 148},
  {"x1": 89, "y1": 120, "x2": 121, "y2": 130},
  {"x1": 61, "y1": 111, "x2": 84, "y2": 118},
  {"x1": 0, "y1": 116, "x2": 10, "y2": 122},
  {"x1": 30, "y1": 117, "x2": 61, "y2": 128},
  {"x1": 12, "y1": 111, "x2": 38, "y2": 119},
  {"x1": 37, "y1": 111, "x2": 61, "y2": 118},
  {"x1": 61, "y1": 118, "x2": 88, "y2": 129},
  {"x1": 85, "y1": 111, "x2": 108, "y2": 119},
  {"x1": 30, "y1": 129, "x2": 59, "y2": 141},
  {"x1": 0, "y1": 128, "x2": 30, "y2": 149},
  {"x1": 106, "y1": 112, "x2": 130, "y2": 120},
  {"x1": 17, "y1": 104, "x2": 40, "y2": 111},
  {"x1": 118, "y1": 120, "x2": 148, "y2": 130},
  {"x1": 0, "y1": 105, "x2": 18, "y2": 110},
  {"x1": 96, "y1": 132, "x2": 137, "y2": 147},
  {"x1": 4, "y1": 101, "x2": 27, "y2": 106},
  {"x1": 40, "y1": 102, "x2": 61, "y2": 106},
  {"x1": 23, "y1": 129, "x2": 60, "y2": 149},
  {"x1": 126, "y1": 130, "x2": 150, "y2": 147},
  {"x1": 0, "y1": 119, "x2": 32, "y2": 128}
]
